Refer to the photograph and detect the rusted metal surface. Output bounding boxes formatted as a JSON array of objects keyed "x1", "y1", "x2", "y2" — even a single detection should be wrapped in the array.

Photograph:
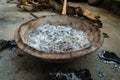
[{"x1": 14, "y1": 15, "x2": 103, "y2": 62}]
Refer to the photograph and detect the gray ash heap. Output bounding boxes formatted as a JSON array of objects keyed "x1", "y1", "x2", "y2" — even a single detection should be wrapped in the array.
[
  {"x1": 49, "y1": 69, "x2": 92, "y2": 80},
  {"x1": 27, "y1": 23, "x2": 90, "y2": 53}
]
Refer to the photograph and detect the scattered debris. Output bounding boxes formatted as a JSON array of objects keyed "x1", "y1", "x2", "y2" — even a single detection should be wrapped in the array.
[
  {"x1": 27, "y1": 23, "x2": 90, "y2": 53},
  {"x1": 0, "y1": 39, "x2": 17, "y2": 51},
  {"x1": 0, "y1": 39, "x2": 9, "y2": 51},
  {"x1": 8, "y1": 40, "x2": 16, "y2": 46},
  {"x1": 17, "y1": 53, "x2": 25, "y2": 58},
  {"x1": 8, "y1": 40, "x2": 18, "y2": 51},
  {"x1": 8, "y1": 0, "x2": 102, "y2": 28},
  {"x1": 29, "y1": 12, "x2": 38, "y2": 18},
  {"x1": 98, "y1": 50, "x2": 120, "y2": 64},
  {"x1": 103, "y1": 32, "x2": 109, "y2": 38},
  {"x1": 49, "y1": 69, "x2": 93, "y2": 80},
  {"x1": 97, "y1": 71, "x2": 105, "y2": 78}
]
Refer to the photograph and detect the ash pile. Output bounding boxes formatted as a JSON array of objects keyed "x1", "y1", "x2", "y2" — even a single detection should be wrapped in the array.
[
  {"x1": 27, "y1": 23, "x2": 90, "y2": 53},
  {"x1": 49, "y1": 69, "x2": 92, "y2": 80}
]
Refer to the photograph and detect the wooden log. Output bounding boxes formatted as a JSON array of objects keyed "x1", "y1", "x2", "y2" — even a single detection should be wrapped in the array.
[
  {"x1": 17, "y1": 0, "x2": 102, "y2": 27},
  {"x1": 88, "y1": 0, "x2": 102, "y2": 6}
]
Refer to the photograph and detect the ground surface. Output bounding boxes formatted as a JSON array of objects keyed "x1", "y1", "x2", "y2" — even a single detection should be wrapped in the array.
[{"x1": 0, "y1": 0, "x2": 120, "y2": 80}]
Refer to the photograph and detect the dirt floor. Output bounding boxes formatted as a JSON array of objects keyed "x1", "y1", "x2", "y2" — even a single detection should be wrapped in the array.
[{"x1": 0, "y1": 0, "x2": 120, "y2": 80}]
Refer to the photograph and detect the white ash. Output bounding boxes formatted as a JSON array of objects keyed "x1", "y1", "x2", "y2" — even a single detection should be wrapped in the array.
[
  {"x1": 98, "y1": 51, "x2": 120, "y2": 69},
  {"x1": 98, "y1": 51, "x2": 115, "y2": 64},
  {"x1": 50, "y1": 71, "x2": 81, "y2": 80},
  {"x1": 27, "y1": 23, "x2": 90, "y2": 53}
]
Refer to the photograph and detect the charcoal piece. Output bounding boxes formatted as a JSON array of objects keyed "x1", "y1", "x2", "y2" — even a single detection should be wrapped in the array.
[
  {"x1": 0, "y1": 39, "x2": 18, "y2": 51},
  {"x1": 0, "y1": 39, "x2": 9, "y2": 51},
  {"x1": 49, "y1": 69, "x2": 93, "y2": 80},
  {"x1": 103, "y1": 33, "x2": 109, "y2": 38},
  {"x1": 97, "y1": 71, "x2": 105, "y2": 78},
  {"x1": 17, "y1": 54, "x2": 25, "y2": 57},
  {"x1": 8, "y1": 40, "x2": 18, "y2": 51},
  {"x1": 8, "y1": 40, "x2": 16, "y2": 46},
  {"x1": 76, "y1": 69, "x2": 92, "y2": 80},
  {"x1": 99, "y1": 50, "x2": 120, "y2": 64}
]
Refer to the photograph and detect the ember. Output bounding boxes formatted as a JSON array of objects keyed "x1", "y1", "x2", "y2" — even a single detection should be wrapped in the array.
[{"x1": 27, "y1": 23, "x2": 90, "y2": 53}]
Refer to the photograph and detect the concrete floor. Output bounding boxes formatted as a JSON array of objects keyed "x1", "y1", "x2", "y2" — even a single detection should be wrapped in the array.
[{"x1": 0, "y1": 0, "x2": 120, "y2": 80}]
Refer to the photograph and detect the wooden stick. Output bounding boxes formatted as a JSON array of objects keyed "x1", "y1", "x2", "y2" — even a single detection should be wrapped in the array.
[
  {"x1": 29, "y1": 12, "x2": 38, "y2": 18},
  {"x1": 62, "y1": 0, "x2": 67, "y2": 15}
]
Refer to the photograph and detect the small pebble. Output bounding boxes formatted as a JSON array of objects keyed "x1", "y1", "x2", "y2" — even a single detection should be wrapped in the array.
[
  {"x1": 98, "y1": 71, "x2": 105, "y2": 78},
  {"x1": 103, "y1": 32, "x2": 109, "y2": 38}
]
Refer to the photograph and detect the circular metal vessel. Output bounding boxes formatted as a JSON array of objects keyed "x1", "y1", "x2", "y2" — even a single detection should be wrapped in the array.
[{"x1": 14, "y1": 15, "x2": 103, "y2": 63}]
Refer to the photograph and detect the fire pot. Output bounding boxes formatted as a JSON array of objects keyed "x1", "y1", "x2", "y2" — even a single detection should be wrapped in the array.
[{"x1": 14, "y1": 15, "x2": 103, "y2": 63}]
